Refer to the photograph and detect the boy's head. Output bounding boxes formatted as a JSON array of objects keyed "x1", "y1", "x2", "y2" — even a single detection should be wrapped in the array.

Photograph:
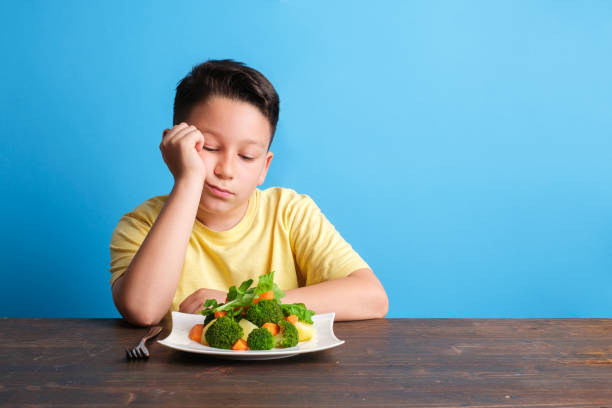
[
  {"x1": 173, "y1": 59, "x2": 279, "y2": 150},
  {"x1": 173, "y1": 59, "x2": 279, "y2": 230}
]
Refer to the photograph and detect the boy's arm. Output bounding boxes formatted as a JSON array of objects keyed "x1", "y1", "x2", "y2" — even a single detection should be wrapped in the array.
[
  {"x1": 112, "y1": 123, "x2": 210, "y2": 326},
  {"x1": 281, "y1": 268, "x2": 389, "y2": 321}
]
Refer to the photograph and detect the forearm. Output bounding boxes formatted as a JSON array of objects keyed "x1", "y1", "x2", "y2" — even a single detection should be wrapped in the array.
[
  {"x1": 113, "y1": 177, "x2": 204, "y2": 326},
  {"x1": 282, "y1": 269, "x2": 389, "y2": 321}
]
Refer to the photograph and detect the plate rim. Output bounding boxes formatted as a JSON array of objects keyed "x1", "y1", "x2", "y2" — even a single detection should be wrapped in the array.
[{"x1": 157, "y1": 311, "x2": 344, "y2": 358}]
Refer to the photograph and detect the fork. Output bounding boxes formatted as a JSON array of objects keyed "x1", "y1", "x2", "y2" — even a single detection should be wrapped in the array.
[{"x1": 125, "y1": 326, "x2": 163, "y2": 360}]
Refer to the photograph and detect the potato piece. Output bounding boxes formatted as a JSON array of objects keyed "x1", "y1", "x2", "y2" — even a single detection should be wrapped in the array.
[
  {"x1": 294, "y1": 321, "x2": 315, "y2": 342},
  {"x1": 201, "y1": 318, "x2": 217, "y2": 346},
  {"x1": 238, "y1": 318, "x2": 259, "y2": 341}
]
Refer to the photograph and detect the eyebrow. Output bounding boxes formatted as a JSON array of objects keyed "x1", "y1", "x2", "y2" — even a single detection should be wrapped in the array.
[
  {"x1": 201, "y1": 127, "x2": 265, "y2": 147},
  {"x1": 201, "y1": 127, "x2": 223, "y2": 137}
]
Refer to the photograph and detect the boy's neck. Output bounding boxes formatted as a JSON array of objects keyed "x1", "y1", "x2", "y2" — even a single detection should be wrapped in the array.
[{"x1": 195, "y1": 200, "x2": 249, "y2": 232}]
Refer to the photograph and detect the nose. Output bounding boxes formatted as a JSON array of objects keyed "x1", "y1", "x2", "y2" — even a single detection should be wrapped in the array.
[{"x1": 214, "y1": 153, "x2": 234, "y2": 180}]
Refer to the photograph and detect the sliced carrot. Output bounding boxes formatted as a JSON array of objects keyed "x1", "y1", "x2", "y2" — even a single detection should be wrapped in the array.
[
  {"x1": 189, "y1": 324, "x2": 204, "y2": 343},
  {"x1": 232, "y1": 338, "x2": 249, "y2": 351},
  {"x1": 253, "y1": 290, "x2": 274, "y2": 305},
  {"x1": 262, "y1": 322, "x2": 280, "y2": 336},
  {"x1": 259, "y1": 290, "x2": 274, "y2": 300},
  {"x1": 285, "y1": 314, "x2": 298, "y2": 324},
  {"x1": 214, "y1": 310, "x2": 227, "y2": 319}
]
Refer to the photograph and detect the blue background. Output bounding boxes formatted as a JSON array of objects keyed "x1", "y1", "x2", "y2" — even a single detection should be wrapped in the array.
[{"x1": 1, "y1": 1, "x2": 611, "y2": 318}]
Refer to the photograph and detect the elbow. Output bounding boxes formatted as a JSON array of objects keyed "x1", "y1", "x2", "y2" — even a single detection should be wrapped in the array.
[
  {"x1": 373, "y1": 287, "x2": 389, "y2": 319},
  {"x1": 112, "y1": 276, "x2": 166, "y2": 327},
  {"x1": 119, "y1": 298, "x2": 165, "y2": 327},
  {"x1": 123, "y1": 309, "x2": 163, "y2": 327},
  {"x1": 366, "y1": 270, "x2": 389, "y2": 319},
  {"x1": 355, "y1": 287, "x2": 388, "y2": 320},
  {"x1": 351, "y1": 268, "x2": 389, "y2": 319},
  {"x1": 113, "y1": 287, "x2": 164, "y2": 327}
]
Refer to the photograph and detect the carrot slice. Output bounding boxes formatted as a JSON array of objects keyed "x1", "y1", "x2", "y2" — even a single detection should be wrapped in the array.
[
  {"x1": 262, "y1": 322, "x2": 280, "y2": 336},
  {"x1": 214, "y1": 310, "x2": 227, "y2": 319},
  {"x1": 189, "y1": 324, "x2": 204, "y2": 343},
  {"x1": 285, "y1": 314, "x2": 298, "y2": 324},
  {"x1": 253, "y1": 290, "x2": 274, "y2": 305},
  {"x1": 232, "y1": 338, "x2": 249, "y2": 351},
  {"x1": 259, "y1": 291, "x2": 274, "y2": 300}
]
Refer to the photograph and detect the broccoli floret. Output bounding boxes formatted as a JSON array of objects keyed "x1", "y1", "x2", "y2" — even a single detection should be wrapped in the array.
[
  {"x1": 247, "y1": 327, "x2": 275, "y2": 350},
  {"x1": 275, "y1": 320, "x2": 298, "y2": 348},
  {"x1": 244, "y1": 299, "x2": 284, "y2": 327},
  {"x1": 204, "y1": 316, "x2": 244, "y2": 349}
]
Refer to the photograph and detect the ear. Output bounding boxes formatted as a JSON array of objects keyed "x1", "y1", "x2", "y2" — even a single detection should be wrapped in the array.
[{"x1": 257, "y1": 151, "x2": 274, "y2": 186}]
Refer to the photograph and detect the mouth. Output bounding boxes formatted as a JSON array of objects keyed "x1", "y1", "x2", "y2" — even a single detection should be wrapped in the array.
[{"x1": 206, "y1": 183, "x2": 234, "y2": 198}]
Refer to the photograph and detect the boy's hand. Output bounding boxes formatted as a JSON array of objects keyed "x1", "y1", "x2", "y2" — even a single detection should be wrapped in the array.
[
  {"x1": 160, "y1": 122, "x2": 206, "y2": 183},
  {"x1": 179, "y1": 288, "x2": 227, "y2": 314}
]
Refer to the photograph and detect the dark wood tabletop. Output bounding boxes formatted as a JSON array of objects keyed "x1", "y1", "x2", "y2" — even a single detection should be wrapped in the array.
[{"x1": 1, "y1": 318, "x2": 612, "y2": 407}]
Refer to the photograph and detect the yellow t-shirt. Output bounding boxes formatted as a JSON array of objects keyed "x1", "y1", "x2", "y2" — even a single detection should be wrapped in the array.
[{"x1": 109, "y1": 187, "x2": 369, "y2": 313}]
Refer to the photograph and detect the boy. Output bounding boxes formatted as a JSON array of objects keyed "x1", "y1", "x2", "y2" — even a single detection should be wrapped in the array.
[{"x1": 110, "y1": 59, "x2": 388, "y2": 326}]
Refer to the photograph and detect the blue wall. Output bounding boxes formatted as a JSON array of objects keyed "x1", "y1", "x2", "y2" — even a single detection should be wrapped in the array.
[{"x1": 1, "y1": 1, "x2": 611, "y2": 318}]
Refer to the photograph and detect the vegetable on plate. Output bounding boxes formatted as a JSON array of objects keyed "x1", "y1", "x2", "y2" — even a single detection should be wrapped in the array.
[{"x1": 188, "y1": 271, "x2": 316, "y2": 351}]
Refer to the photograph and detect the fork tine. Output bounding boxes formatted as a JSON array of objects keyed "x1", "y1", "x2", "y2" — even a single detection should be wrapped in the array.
[{"x1": 125, "y1": 326, "x2": 162, "y2": 360}]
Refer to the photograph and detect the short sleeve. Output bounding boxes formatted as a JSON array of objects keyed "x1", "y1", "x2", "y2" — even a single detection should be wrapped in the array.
[
  {"x1": 109, "y1": 197, "x2": 167, "y2": 286},
  {"x1": 286, "y1": 194, "x2": 370, "y2": 286}
]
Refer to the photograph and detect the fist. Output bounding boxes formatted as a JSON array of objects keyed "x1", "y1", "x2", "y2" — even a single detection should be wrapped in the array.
[{"x1": 160, "y1": 122, "x2": 206, "y2": 183}]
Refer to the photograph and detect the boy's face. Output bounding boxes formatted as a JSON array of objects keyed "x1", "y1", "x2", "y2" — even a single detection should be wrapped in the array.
[{"x1": 186, "y1": 96, "x2": 273, "y2": 226}]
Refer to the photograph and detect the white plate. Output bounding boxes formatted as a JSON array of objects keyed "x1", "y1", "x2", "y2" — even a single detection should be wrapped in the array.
[{"x1": 157, "y1": 311, "x2": 345, "y2": 360}]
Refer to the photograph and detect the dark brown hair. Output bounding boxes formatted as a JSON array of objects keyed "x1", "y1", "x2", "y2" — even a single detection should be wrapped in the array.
[{"x1": 173, "y1": 59, "x2": 280, "y2": 149}]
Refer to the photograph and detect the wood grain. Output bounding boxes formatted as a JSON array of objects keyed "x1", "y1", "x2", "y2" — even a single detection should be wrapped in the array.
[{"x1": 1, "y1": 318, "x2": 612, "y2": 407}]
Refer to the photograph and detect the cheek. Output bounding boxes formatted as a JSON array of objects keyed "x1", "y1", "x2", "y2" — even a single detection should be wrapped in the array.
[
  {"x1": 232, "y1": 164, "x2": 257, "y2": 186},
  {"x1": 247, "y1": 162, "x2": 266, "y2": 184},
  {"x1": 200, "y1": 152, "x2": 214, "y2": 168}
]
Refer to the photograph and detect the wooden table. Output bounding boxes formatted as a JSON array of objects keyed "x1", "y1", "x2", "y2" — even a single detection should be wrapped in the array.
[{"x1": 1, "y1": 318, "x2": 612, "y2": 407}]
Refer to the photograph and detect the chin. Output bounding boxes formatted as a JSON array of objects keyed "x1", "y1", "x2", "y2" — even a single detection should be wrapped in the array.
[{"x1": 200, "y1": 196, "x2": 242, "y2": 214}]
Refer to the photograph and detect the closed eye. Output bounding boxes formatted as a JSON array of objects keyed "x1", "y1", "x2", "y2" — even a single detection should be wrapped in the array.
[
  {"x1": 203, "y1": 146, "x2": 218, "y2": 152},
  {"x1": 240, "y1": 155, "x2": 255, "y2": 161}
]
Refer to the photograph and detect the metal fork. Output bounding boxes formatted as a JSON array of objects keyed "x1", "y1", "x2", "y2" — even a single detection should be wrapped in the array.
[{"x1": 125, "y1": 326, "x2": 163, "y2": 360}]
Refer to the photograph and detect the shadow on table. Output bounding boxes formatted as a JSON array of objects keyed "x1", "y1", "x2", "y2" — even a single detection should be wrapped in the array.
[{"x1": 161, "y1": 348, "x2": 338, "y2": 366}]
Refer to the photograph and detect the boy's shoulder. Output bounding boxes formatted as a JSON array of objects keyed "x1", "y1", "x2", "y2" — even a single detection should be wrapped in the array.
[
  {"x1": 258, "y1": 187, "x2": 324, "y2": 224},
  {"x1": 122, "y1": 195, "x2": 168, "y2": 224},
  {"x1": 136, "y1": 194, "x2": 168, "y2": 211},
  {"x1": 258, "y1": 186, "x2": 317, "y2": 208},
  {"x1": 259, "y1": 186, "x2": 299, "y2": 200}
]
